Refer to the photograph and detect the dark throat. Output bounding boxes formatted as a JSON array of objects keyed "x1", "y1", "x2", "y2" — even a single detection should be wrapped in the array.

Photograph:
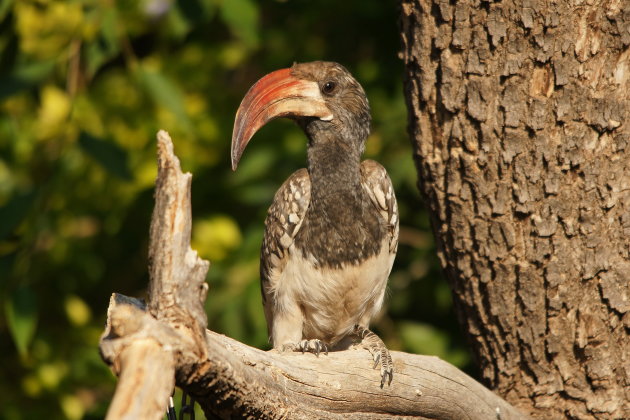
[
  {"x1": 295, "y1": 122, "x2": 384, "y2": 268},
  {"x1": 307, "y1": 132, "x2": 362, "y2": 206}
]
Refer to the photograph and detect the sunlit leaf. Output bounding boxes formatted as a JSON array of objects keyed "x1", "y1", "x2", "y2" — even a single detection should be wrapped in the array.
[
  {"x1": 78, "y1": 132, "x2": 133, "y2": 181},
  {"x1": 37, "y1": 361, "x2": 68, "y2": 389},
  {"x1": 0, "y1": 190, "x2": 36, "y2": 240},
  {"x1": 15, "y1": 1, "x2": 83, "y2": 59},
  {"x1": 60, "y1": 394, "x2": 85, "y2": 420},
  {"x1": 220, "y1": 0, "x2": 259, "y2": 48},
  {"x1": 192, "y1": 215, "x2": 242, "y2": 261},
  {"x1": 64, "y1": 295, "x2": 92, "y2": 327},
  {"x1": 21, "y1": 374, "x2": 42, "y2": 397},
  {"x1": 37, "y1": 85, "x2": 71, "y2": 138},
  {"x1": 5, "y1": 286, "x2": 38, "y2": 358}
]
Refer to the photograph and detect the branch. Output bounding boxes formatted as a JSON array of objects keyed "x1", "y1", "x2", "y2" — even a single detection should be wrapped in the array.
[{"x1": 99, "y1": 130, "x2": 530, "y2": 420}]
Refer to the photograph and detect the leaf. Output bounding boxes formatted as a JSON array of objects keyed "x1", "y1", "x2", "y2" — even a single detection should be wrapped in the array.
[
  {"x1": 64, "y1": 295, "x2": 92, "y2": 327},
  {"x1": 219, "y1": 0, "x2": 259, "y2": 48},
  {"x1": 85, "y1": 9, "x2": 121, "y2": 78},
  {"x1": 0, "y1": 190, "x2": 36, "y2": 240},
  {"x1": 0, "y1": 59, "x2": 56, "y2": 100},
  {"x1": 5, "y1": 286, "x2": 38, "y2": 358},
  {"x1": 136, "y1": 66, "x2": 192, "y2": 129},
  {"x1": 165, "y1": 3, "x2": 192, "y2": 40},
  {"x1": 0, "y1": 0, "x2": 13, "y2": 20},
  {"x1": 78, "y1": 132, "x2": 133, "y2": 181},
  {"x1": 192, "y1": 215, "x2": 242, "y2": 261}
]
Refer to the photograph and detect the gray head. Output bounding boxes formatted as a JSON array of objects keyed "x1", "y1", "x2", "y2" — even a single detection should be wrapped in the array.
[{"x1": 231, "y1": 61, "x2": 371, "y2": 170}]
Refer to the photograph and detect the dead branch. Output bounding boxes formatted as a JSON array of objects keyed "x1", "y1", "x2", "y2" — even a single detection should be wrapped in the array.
[{"x1": 99, "y1": 130, "x2": 530, "y2": 420}]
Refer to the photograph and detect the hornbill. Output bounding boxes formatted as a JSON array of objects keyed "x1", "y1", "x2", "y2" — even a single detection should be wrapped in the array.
[{"x1": 231, "y1": 61, "x2": 399, "y2": 386}]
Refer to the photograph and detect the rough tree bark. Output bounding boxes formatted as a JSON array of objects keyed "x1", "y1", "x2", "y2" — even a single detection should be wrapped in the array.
[
  {"x1": 399, "y1": 0, "x2": 630, "y2": 418},
  {"x1": 99, "y1": 131, "x2": 529, "y2": 419}
]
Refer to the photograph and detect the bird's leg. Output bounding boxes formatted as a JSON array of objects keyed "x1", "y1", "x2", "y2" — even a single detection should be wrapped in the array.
[
  {"x1": 271, "y1": 302, "x2": 328, "y2": 356},
  {"x1": 353, "y1": 324, "x2": 393, "y2": 387}
]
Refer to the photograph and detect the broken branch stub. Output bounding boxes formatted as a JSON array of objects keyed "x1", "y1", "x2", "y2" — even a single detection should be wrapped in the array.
[{"x1": 148, "y1": 130, "x2": 210, "y2": 340}]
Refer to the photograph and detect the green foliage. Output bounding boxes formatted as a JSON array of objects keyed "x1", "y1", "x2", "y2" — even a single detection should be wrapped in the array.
[
  {"x1": 0, "y1": 0, "x2": 470, "y2": 418},
  {"x1": 5, "y1": 286, "x2": 38, "y2": 359},
  {"x1": 78, "y1": 132, "x2": 133, "y2": 180}
]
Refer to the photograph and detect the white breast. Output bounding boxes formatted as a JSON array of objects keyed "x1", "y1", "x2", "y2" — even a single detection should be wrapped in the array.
[{"x1": 269, "y1": 240, "x2": 394, "y2": 345}]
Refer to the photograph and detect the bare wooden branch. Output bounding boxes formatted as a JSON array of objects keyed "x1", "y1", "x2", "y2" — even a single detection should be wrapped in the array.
[
  {"x1": 107, "y1": 339, "x2": 174, "y2": 420},
  {"x1": 182, "y1": 328, "x2": 529, "y2": 420},
  {"x1": 100, "y1": 295, "x2": 176, "y2": 420},
  {"x1": 99, "y1": 130, "x2": 530, "y2": 419}
]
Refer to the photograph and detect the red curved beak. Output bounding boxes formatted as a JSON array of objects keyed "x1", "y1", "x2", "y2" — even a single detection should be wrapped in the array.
[{"x1": 231, "y1": 68, "x2": 333, "y2": 170}]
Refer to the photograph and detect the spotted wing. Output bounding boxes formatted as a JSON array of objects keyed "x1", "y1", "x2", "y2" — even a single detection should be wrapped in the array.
[
  {"x1": 360, "y1": 160, "x2": 399, "y2": 255},
  {"x1": 260, "y1": 168, "x2": 311, "y2": 315}
]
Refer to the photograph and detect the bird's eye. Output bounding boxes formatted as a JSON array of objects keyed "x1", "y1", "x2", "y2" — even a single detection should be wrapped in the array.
[{"x1": 322, "y1": 81, "x2": 337, "y2": 95}]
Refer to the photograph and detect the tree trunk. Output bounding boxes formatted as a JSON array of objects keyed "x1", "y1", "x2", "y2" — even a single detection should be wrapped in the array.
[{"x1": 399, "y1": 0, "x2": 630, "y2": 418}]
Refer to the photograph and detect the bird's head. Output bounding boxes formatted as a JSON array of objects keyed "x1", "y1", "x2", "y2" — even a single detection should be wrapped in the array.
[{"x1": 231, "y1": 61, "x2": 371, "y2": 170}]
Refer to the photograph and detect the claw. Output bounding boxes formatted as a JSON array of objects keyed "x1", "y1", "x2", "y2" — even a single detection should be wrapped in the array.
[
  {"x1": 293, "y1": 339, "x2": 329, "y2": 357},
  {"x1": 354, "y1": 324, "x2": 394, "y2": 387},
  {"x1": 380, "y1": 366, "x2": 393, "y2": 388},
  {"x1": 372, "y1": 352, "x2": 380, "y2": 369}
]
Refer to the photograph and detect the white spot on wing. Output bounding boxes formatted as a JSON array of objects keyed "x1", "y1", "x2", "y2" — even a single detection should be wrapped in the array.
[{"x1": 280, "y1": 233, "x2": 292, "y2": 248}]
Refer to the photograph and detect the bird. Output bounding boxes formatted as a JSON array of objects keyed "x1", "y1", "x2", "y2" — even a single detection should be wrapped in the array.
[{"x1": 231, "y1": 61, "x2": 399, "y2": 386}]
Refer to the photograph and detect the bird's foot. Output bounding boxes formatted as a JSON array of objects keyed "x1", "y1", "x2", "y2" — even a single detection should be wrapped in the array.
[
  {"x1": 353, "y1": 324, "x2": 393, "y2": 387},
  {"x1": 298, "y1": 339, "x2": 328, "y2": 356},
  {"x1": 279, "y1": 339, "x2": 328, "y2": 356}
]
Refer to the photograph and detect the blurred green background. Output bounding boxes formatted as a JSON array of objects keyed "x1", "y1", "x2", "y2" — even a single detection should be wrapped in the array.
[{"x1": 0, "y1": 0, "x2": 471, "y2": 418}]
